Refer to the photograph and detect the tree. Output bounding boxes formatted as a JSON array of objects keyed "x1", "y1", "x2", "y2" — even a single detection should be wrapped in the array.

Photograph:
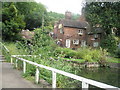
[
  {"x1": 83, "y1": 2, "x2": 120, "y2": 53},
  {"x1": 2, "y1": 2, "x2": 25, "y2": 41},
  {"x1": 15, "y1": 2, "x2": 48, "y2": 30},
  {"x1": 47, "y1": 11, "x2": 64, "y2": 26},
  {"x1": 84, "y1": 2, "x2": 120, "y2": 36}
]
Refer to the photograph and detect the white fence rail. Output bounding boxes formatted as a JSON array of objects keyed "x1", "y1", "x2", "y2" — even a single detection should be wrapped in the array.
[
  {"x1": 0, "y1": 42, "x2": 9, "y2": 53},
  {"x1": 11, "y1": 55, "x2": 120, "y2": 90}
]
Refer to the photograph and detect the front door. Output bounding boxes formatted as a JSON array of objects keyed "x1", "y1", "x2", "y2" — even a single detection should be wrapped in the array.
[{"x1": 66, "y1": 39, "x2": 70, "y2": 48}]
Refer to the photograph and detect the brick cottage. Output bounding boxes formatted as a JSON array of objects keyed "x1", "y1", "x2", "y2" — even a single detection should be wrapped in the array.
[{"x1": 52, "y1": 11, "x2": 103, "y2": 49}]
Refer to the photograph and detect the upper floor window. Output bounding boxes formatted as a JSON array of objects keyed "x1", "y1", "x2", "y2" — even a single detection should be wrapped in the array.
[
  {"x1": 73, "y1": 40, "x2": 79, "y2": 45},
  {"x1": 78, "y1": 29, "x2": 83, "y2": 35}
]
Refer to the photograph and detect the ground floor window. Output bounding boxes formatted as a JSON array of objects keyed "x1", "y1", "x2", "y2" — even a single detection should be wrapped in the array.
[
  {"x1": 81, "y1": 40, "x2": 86, "y2": 47},
  {"x1": 73, "y1": 40, "x2": 79, "y2": 45},
  {"x1": 93, "y1": 42, "x2": 99, "y2": 47}
]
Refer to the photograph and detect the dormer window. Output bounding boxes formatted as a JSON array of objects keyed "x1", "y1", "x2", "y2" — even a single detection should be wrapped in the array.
[
  {"x1": 94, "y1": 34, "x2": 98, "y2": 39},
  {"x1": 73, "y1": 40, "x2": 79, "y2": 45},
  {"x1": 78, "y1": 29, "x2": 83, "y2": 35}
]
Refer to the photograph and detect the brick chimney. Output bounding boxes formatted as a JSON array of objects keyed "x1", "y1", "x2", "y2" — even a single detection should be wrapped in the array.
[{"x1": 65, "y1": 11, "x2": 72, "y2": 20}]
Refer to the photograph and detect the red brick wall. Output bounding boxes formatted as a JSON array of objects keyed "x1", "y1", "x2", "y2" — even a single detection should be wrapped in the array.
[
  {"x1": 53, "y1": 25, "x2": 102, "y2": 48},
  {"x1": 62, "y1": 27, "x2": 87, "y2": 49},
  {"x1": 87, "y1": 34, "x2": 101, "y2": 47}
]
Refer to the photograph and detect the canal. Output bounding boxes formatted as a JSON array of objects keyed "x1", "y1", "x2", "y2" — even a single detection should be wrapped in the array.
[{"x1": 77, "y1": 67, "x2": 120, "y2": 88}]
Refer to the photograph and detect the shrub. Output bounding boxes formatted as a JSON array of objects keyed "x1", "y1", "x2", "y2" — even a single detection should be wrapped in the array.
[
  {"x1": 115, "y1": 48, "x2": 120, "y2": 58},
  {"x1": 55, "y1": 47, "x2": 76, "y2": 58},
  {"x1": 100, "y1": 35, "x2": 118, "y2": 54}
]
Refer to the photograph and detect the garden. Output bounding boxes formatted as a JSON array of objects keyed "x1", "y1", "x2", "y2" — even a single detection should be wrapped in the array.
[{"x1": 2, "y1": 28, "x2": 120, "y2": 88}]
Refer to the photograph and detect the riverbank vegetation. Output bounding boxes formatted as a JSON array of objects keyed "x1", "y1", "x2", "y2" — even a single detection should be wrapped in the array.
[{"x1": 2, "y1": 1, "x2": 120, "y2": 88}]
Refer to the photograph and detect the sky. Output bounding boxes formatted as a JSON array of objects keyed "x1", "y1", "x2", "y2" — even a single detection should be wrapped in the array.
[{"x1": 34, "y1": 0, "x2": 84, "y2": 15}]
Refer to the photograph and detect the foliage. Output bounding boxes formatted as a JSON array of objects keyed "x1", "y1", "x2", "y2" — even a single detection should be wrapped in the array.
[
  {"x1": 15, "y1": 27, "x2": 57, "y2": 56},
  {"x1": 15, "y1": 2, "x2": 48, "y2": 30},
  {"x1": 2, "y1": 2, "x2": 25, "y2": 41},
  {"x1": 47, "y1": 11, "x2": 64, "y2": 25},
  {"x1": 115, "y1": 48, "x2": 120, "y2": 58},
  {"x1": 55, "y1": 47, "x2": 108, "y2": 63},
  {"x1": 100, "y1": 35, "x2": 118, "y2": 53},
  {"x1": 54, "y1": 47, "x2": 76, "y2": 58},
  {"x1": 2, "y1": 2, "x2": 49, "y2": 41},
  {"x1": 84, "y1": 2, "x2": 120, "y2": 36},
  {"x1": 72, "y1": 13, "x2": 80, "y2": 20}
]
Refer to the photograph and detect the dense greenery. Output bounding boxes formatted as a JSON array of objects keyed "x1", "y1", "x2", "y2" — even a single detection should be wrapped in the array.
[
  {"x1": 100, "y1": 35, "x2": 118, "y2": 53},
  {"x1": 15, "y1": 2, "x2": 48, "y2": 29},
  {"x1": 3, "y1": 41, "x2": 120, "y2": 88},
  {"x1": 2, "y1": 3, "x2": 25, "y2": 41},
  {"x1": 2, "y1": 2, "x2": 64, "y2": 41},
  {"x1": 84, "y1": 2, "x2": 120, "y2": 35},
  {"x1": 83, "y1": 2, "x2": 120, "y2": 54},
  {"x1": 47, "y1": 11, "x2": 64, "y2": 25},
  {"x1": 2, "y1": 1, "x2": 120, "y2": 88}
]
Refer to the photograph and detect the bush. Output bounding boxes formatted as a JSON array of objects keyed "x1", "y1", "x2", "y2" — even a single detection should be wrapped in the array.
[
  {"x1": 55, "y1": 47, "x2": 76, "y2": 58},
  {"x1": 55, "y1": 47, "x2": 108, "y2": 63},
  {"x1": 115, "y1": 48, "x2": 120, "y2": 58},
  {"x1": 100, "y1": 35, "x2": 118, "y2": 54}
]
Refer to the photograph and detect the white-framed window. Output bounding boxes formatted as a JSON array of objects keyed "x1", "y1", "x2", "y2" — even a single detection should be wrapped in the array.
[
  {"x1": 78, "y1": 29, "x2": 83, "y2": 35},
  {"x1": 93, "y1": 42, "x2": 99, "y2": 47},
  {"x1": 73, "y1": 40, "x2": 79, "y2": 45},
  {"x1": 81, "y1": 40, "x2": 86, "y2": 47},
  {"x1": 66, "y1": 39, "x2": 71, "y2": 48},
  {"x1": 94, "y1": 34, "x2": 98, "y2": 38}
]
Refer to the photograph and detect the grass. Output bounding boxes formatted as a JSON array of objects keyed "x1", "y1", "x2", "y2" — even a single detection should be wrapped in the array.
[
  {"x1": 59, "y1": 57, "x2": 86, "y2": 63},
  {"x1": 107, "y1": 57, "x2": 120, "y2": 63},
  {"x1": 2, "y1": 42, "x2": 120, "y2": 88},
  {"x1": 3, "y1": 42, "x2": 27, "y2": 55}
]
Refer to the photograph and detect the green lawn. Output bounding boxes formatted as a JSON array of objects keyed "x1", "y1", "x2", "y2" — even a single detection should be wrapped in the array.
[
  {"x1": 4, "y1": 42, "x2": 27, "y2": 55},
  {"x1": 107, "y1": 57, "x2": 120, "y2": 63}
]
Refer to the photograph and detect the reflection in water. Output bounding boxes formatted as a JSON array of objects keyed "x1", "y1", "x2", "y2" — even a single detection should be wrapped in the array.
[{"x1": 77, "y1": 67, "x2": 120, "y2": 88}]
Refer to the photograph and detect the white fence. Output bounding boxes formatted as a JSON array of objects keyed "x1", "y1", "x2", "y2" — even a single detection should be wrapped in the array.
[
  {"x1": 0, "y1": 42, "x2": 9, "y2": 53},
  {"x1": 11, "y1": 55, "x2": 119, "y2": 90}
]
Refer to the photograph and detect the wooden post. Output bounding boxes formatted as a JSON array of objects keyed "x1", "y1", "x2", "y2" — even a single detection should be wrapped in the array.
[
  {"x1": 52, "y1": 71, "x2": 56, "y2": 88},
  {"x1": 82, "y1": 81, "x2": 89, "y2": 90},
  {"x1": 15, "y1": 59, "x2": 18, "y2": 68},
  {"x1": 11, "y1": 57, "x2": 13, "y2": 64},
  {"x1": 35, "y1": 67, "x2": 39, "y2": 84},
  {"x1": 23, "y1": 61, "x2": 26, "y2": 74}
]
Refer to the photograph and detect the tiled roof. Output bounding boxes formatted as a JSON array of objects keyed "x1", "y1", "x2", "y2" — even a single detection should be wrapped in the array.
[
  {"x1": 60, "y1": 19, "x2": 89, "y2": 29},
  {"x1": 88, "y1": 27, "x2": 103, "y2": 34}
]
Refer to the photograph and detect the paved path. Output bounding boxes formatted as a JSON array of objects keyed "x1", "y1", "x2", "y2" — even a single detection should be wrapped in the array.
[
  {"x1": 0, "y1": 55, "x2": 46, "y2": 89},
  {"x1": 1, "y1": 62, "x2": 44, "y2": 88}
]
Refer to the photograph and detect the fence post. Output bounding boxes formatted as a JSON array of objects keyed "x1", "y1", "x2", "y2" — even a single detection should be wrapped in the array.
[
  {"x1": 52, "y1": 71, "x2": 56, "y2": 88},
  {"x1": 23, "y1": 61, "x2": 26, "y2": 74},
  {"x1": 11, "y1": 57, "x2": 13, "y2": 64},
  {"x1": 15, "y1": 59, "x2": 18, "y2": 68},
  {"x1": 82, "y1": 81, "x2": 89, "y2": 90},
  {"x1": 35, "y1": 67, "x2": 39, "y2": 84}
]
